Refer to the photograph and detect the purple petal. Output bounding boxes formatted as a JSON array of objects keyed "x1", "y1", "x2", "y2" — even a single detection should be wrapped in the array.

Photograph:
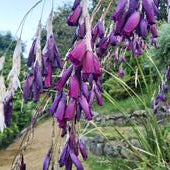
[
  {"x1": 54, "y1": 94, "x2": 66, "y2": 121},
  {"x1": 112, "y1": 0, "x2": 127, "y2": 21},
  {"x1": 69, "y1": 75, "x2": 80, "y2": 99},
  {"x1": 59, "y1": 144, "x2": 69, "y2": 167},
  {"x1": 82, "y1": 51, "x2": 94, "y2": 75},
  {"x1": 43, "y1": 148, "x2": 52, "y2": 170},
  {"x1": 124, "y1": 11, "x2": 140, "y2": 36},
  {"x1": 49, "y1": 92, "x2": 62, "y2": 115},
  {"x1": 67, "y1": 5, "x2": 82, "y2": 26},
  {"x1": 150, "y1": 24, "x2": 158, "y2": 38},
  {"x1": 68, "y1": 41, "x2": 86, "y2": 65},
  {"x1": 82, "y1": 82, "x2": 89, "y2": 99},
  {"x1": 142, "y1": 0, "x2": 155, "y2": 24},
  {"x1": 77, "y1": 23, "x2": 86, "y2": 39},
  {"x1": 79, "y1": 142, "x2": 88, "y2": 161},
  {"x1": 27, "y1": 39, "x2": 36, "y2": 67},
  {"x1": 44, "y1": 64, "x2": 52, "y2": 88},
  {"x1": 97, "y1": 21, "x2": 105, "y2": 39},
  {"x1": 79, "y1": 95, "x2": 92, "y2": 120},
  {"x1": 139, "y1": 19, "x2": 148, "y2": 38},
  {"x1": 4, "y1": 97, "x2": 13, "y2": 127},
  {"x1": 65, "y1": 98, "x2": 76, "y2": 121},
  {"x1": 23, "y1": 70, "x2": 34, "y2": 102},
  {"x1": 56, "y1": 65, "x2": 73, "y2": 91},
  {"x1": 70, "y1": 151, "x2": 84, "y2": 170},
  {"x1": 72, "y1": 0, "x2": 81, "y2": 10},
  {"x1": 94, "y1": 87, "x2": 103, "y2": 106},
  {"x1": 93, "y1": 56, "x2": 102, "y2": 79}
]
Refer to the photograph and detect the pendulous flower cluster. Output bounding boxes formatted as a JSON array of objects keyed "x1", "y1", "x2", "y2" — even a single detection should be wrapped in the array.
[
  {"x1": 23, "y1": 14, "x2": 63, "y2": 103},
  {"x1": 108, "y1": 0, "x2": 160, "y2": 78},
  {"x1": 44, "y1": 0, "x2": 104, "y2": 169}
]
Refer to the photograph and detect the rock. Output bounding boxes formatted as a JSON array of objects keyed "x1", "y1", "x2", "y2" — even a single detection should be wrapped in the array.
[
  {"x1": 120, "y1": 147, "x2": 130, "y2": 159},
  {"x1": 104, "y1": 142, "x2": 119, "y2": 157},
  {"x1": 130, "y1": 139, "x2": 140, "y2": 148},
  {"x1": 95, "y1": 143, "x2": 104, "y2": 155},
  {"x1": 93, "y1": 135, "x2": 105, "y2": 143}
]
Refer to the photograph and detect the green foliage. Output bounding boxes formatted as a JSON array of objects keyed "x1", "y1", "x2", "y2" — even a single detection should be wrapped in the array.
[
  {"x1": 151, "y1": 23, "x2": 170, "y2": 70},
  {"x1": 85, "y1": 155, "x2": 137, "y2": 170}
]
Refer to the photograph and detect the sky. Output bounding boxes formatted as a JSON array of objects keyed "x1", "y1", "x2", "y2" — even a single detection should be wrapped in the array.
[{"x1": 0, "y1": 0, "x2": 73, "y2": 55}]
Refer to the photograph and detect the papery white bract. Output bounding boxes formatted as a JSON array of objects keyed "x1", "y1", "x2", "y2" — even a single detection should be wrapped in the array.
[{"x1": 0, "y1": 56, "x2": 5, "y2": 71}]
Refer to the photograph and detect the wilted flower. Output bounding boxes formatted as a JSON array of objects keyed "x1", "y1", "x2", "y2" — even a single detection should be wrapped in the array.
[{"x1": 27, "y1": 39, "x2": 36, "y2": 67}]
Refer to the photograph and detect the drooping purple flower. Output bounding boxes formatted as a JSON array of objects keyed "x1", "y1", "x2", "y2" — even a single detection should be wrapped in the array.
[
  {"x1": 49, "y1": 92, "x2": 62, "y2": 115},
  {"x1": 59, "y1": 144, "x2": 70, "y2": 167},
  {"x1": 56, "y1": 65, "x2": 73, "y2": 91},
  {"x1": 4, "y1": 97, "x2": 13, "y2": 127},
  {"x1": 94, "y1": 87, "x2": 103, "y2": 106},
  {"x1": 43, "y1": 148, "x2": 52, "y2": 170},
  {"x1": 70, "y1": 151, "x2": 84, "y2": 170},
  {"x1": 75, "y1": 104, "x2": 82, "y2": 121},
  {"x1": 150, "y1": 24, "x2": 158, "y2": 38},
  {"x1": 79, "y1": 95, "x2": 92, "y2": 120},
  {"x1": 112, "y1": 0, "x2": 127, "y2": 21},
  {"x1": 32, "y1": 63, "x2": 43, "y2": 102},
  {"x1": 88, "y1": 86, "x2": 95, "y2": 107},
  {"x1": 72, "y1": 0, "x2": 81, "y2": 10},
  {"x1": 128, "y1": 0, "x2": 139, "y2": 15},
  {"x1": 93, "y1": 56, "x2": 102, "y2": 79},
  {"x1": 68, "y1": 41, "x2": 86, "y2": 65},
  {"x1": 109, "y1": 32, "x2": 117, "y2": 46},
  {"x1": 27, "y1": 39, "x2": 36, "y2": 67},
  {"x1": 124, "y1": 11, "x2": 140, "y2": 36},
  {"x1": 23, "y1": 70, "x2": 34, "y2": 102},
  {"x1": 142, "y1": 0, "x2": 155, "y2": 24},
  {"x1": 79, "y1": 142, "x2": 88, "y2": 161},
  {"x1": 48, "y1": 35, "x2": 63, "y2": 69},
  {"x1": 44, "y1": 64, "x2": 52, "y2": 88},
  {"x1": 115, "y1": 12, "x2": 128, "y2": 35},
  {"x1": 82, "y1": 51, "x2": 94, "y2": 76},
  {"x1": 65, "y1": 98, "x2": 77, "y2": 120},
  {"x1": 82, "y1": 82, "x2": 89, "y2": 99},
  {"x1": 69, "y1": 75, "x2": 81, "y2": 99},
  {"x1": 54, "y1": 94, "x2": 66, "y2": 121},
  {"x1": 77, "y1": 23, "x2": 86, "y2": 39},
  {"x1": 67, "y1": 5, "x2": 82, "y2": 26},
  {"x1": 97, "y1": 37, "x2": 109, "y2": 51},
  {"x1": 139, "y1": 19, "x2": 148, "y2": 38},
  {"x1": 97, "y1": 21, "x2": 105, "y2": 39}
]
